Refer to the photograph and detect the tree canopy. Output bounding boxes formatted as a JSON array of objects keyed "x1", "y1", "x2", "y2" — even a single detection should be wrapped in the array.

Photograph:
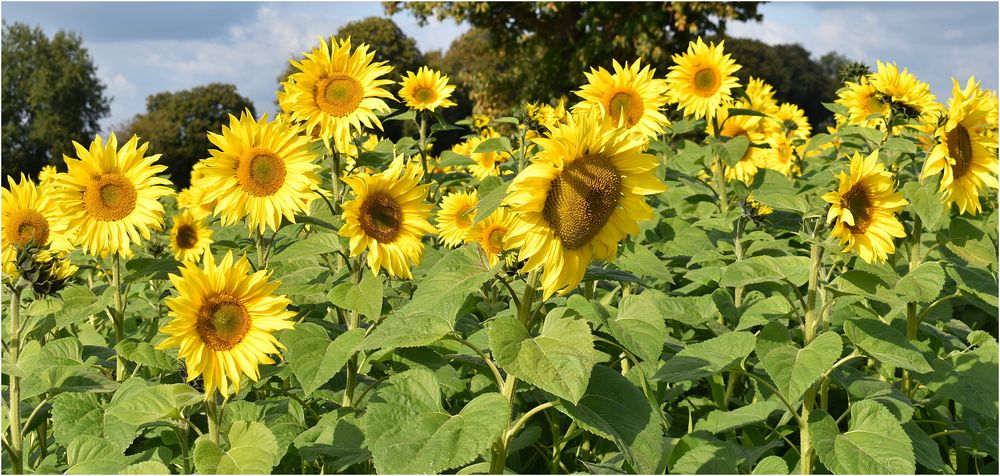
[
  {"x1": 118, "y1": 83, "x2": 255, "y2": 188},
  {"x1": 2, "y1": 21, "x2": 110, "y2": 179}
]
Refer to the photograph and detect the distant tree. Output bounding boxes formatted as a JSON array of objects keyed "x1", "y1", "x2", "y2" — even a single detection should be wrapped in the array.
[
  {"x1": 2, "y1": 21, "x2": 110, "y2": 179},
  {"x1": 118, "y1": 83, "x2": 254, "y2": 188}
]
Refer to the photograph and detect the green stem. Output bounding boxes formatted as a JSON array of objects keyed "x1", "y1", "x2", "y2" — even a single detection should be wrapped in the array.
[
  {"x1": 518, "y1": 271, "x2": 539, "y2": 328},
  {"x1": 799, "y1": 221, "x2": 825, "y2": 474},
  {"x1": 173, "y1": 423, "x2": 191, "y2": 474},
  {"x1": 341, "y1": 261, "x2": 363, "y2": 408},
  {"x1": 490, "y1": 374, "x2": 518, "y2": 474},
  {"x1": 903, "y1": 215, "x2": 922, "y2": 396},
  {"x1": 7, "y1": 286, "x2": 24, "y2": 474},
  {"x1": 331, "y1": 148, "x2": 342, "y2": 211},
  {"x1": 206, "y1": 398, "x2": 221, "y2": 445},
  {"x1": 733, "y1": 217, "x2": 747, "y2": 309},
  {"x1": 417, "y1": 112, "x2": 430, "y2": 184},
  {"x1": 112, "y1": 253, "x2": 127, "y2": 382},
  {"x1": 253, "y1": 229, "x2": 267, "y2": 270}
]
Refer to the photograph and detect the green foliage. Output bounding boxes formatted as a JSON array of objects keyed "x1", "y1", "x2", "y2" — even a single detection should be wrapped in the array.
[{"x1": 193, "y1": 421, "x2": 278, "y2": 474}]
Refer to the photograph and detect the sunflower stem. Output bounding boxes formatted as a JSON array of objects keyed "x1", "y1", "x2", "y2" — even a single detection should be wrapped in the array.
[
  {"x1": 7, "y1": 285, "x2": 24, "y2": 474},
  {"x1": 253, "y1": 228, "x2": 267, "y2": 270},
  {"x1": 331, "y1": 147, "x2": 342, "y2": 212},
  {"x1": 417, "y1": 112, "x2": 431, "y2": 185},
  {"x1": 903, "y1": 214, "x2": 923, "y2": 396},
  {"x1": 112, "y1": 253, "x2": 127, "y2": 382},
  {"x1": 341, "y1": 260, "x2": 363, "y2": 408},
  {"x1": 799, "y1": 219, "x2": 825, "y2": 475},
  {"x1": 733, "y1": 216, "x2": 747, "y2": 309},
  {"x1": 206, "y1": 397, "x2": 221, "y2": 445}
]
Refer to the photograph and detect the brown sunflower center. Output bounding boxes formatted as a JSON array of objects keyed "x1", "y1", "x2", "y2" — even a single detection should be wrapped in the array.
[
  {"x1": 841, "y1": 185, "x2": 873, "y2": 234},
  {"x1": 83, "y1": 173, "x2": 138, "y2": 221},
  {"x1": 542, "y1": 153, "x2": 623, "y2": 250},
  {"x1": 359, "y1": 193, "x2": 402, "y2": 243},
  {"x1": 693, "y1": 67, "x2": 719, "y2": 96},
  {"x1": 237, "y1": 148, "x2": 286, "y2": 197},
  {"x1": 413, "y1": 87, "x2": 437, "y2": 104},
  {"x1": 197, "y1": 294, "x2": 252, "y2": 351},
  {"x1": 946, "y1": 123, "x2": 973, "y2": 179},
  {"x1": 4, "y1": 209, "x2": 50, "y2": 247},
  {"x1": 607, "y1": 91, "x2": 643, "y2": 128},
  {"x1": 483, "y1": 225, "x2": 507, "y2": 254},
  {"x1": 316, "y1": 75, "x2": 364, "y2": 117},
  {"x1": 454, "y1": 205, "x2": 475, "y2": 228},
  {"x1": 175, "y1": 224, "x2": 199, "y2": 250}
]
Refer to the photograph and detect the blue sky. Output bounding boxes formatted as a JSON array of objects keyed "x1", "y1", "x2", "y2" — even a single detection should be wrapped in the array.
[{"x1": 3, "y1": 1, "x2": 997, "y2": 132}]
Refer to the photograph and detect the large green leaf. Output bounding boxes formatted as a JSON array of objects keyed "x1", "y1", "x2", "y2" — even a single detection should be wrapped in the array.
[
  {"x1": 489, "y1": 310, "x2": 598, "y2": 403},
  {"x1": 924, "y1": 333, "x2": 998, "y2": 419},
  {"x1": 761, "y1": 332, "x2": 843, "y2": 402},
  {"x1": 719, "y1": 256, "x2": 810, "y2": 288},
  {"x1": 474, "y1": 176, "x2": 511, "y2": 223},
  {"x1": 361, "y1": 247, "x2": 496, "y2": 350},
  {"x1": 51, "y1": 392, "x2": 137, "y2": 454},
  {"x1": 65, "y1": 435, "x2": 135, "y2": 474},
  {"x1": 694, "y1": 400, "x2": 785, "y2": 434},
  {"x1": 106, "y1": 378, "x2": 202, "y2": 426},
  {"x1": 843, "y1": 319, "x2": 932, "y2": 373},
  {"x1": 294, "y1": 409, "x2": 370, "y2": 469},
  {"x1": 281, "y1": 324, "x2": 365, "y2": 396},
  {"x1": 653, "y1": 332, "x2": 756, "y2": 383},
  {"x1": 894, "y1": 261, "x2": 944, "y2": 303},
  {"x1": 53, "y1": 285, "x2": 115, "y2": 329},
  {"x1": 221, "y1": 399, "x2": 306, "y2": 465},
  {"x1": 671, "y1": 434, "x2": 744, "y2": 474},
  {"x1": 903, "y1": 181, "x2": 947, "y2": 232},
  {"x1": 363, "y1": 369, "x2": 509, "y2": 474},
  {"x1": 557, "y1": 365, "x2": 663, "y2": 473},
  {"x1": 830, "y1": 400, "x2": 916, "y2": 474},
  {"x1": 903, "y1": 421, "x2": 949, "y2": 473},
  {"x1": 114, "y1": 339, "x2": 177, "y2": 371},
  {"x1": 193, "y1": 421, "x2": 278, "y2": 474},
  {"x1": 609, "y1": 293, "x2": 668, "y2": 362},
  {"x1": 832, "y1": 270, "x2": 900, "y2": 305},
  {"x1": 752, "y1": 455, "x2": 789, "y2": 474},
  {"x1": 736, "y1": 295, "x2": 792, "y2": 331},
  {"x1": 328, "y1": 269, "x2": 384, "y2": 320},
  {"x1": 120, "y1": 461, "x2": 171, "y2": 475},
  {"x1": 270, "y1": 232, "x2": 341, "y2": 261}
]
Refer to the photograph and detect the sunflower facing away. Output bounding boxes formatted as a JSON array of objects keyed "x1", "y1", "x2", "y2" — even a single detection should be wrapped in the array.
[
  {"x1": 869, "y1": 61, "x2": 943, "y2": 121},
  {"x1": 54, "y1": 133, "x2": 173, "y2": 257},
  {"x1": 201, "y1": 110, "x2": 321, "y2": 233},
  {"x1": 505, "y1": 111, "x2": 667, "y2": 298},
  {"x1": 398, "y1": 66, "x2": 457, "y2": 111},
  {"x1": 574, "y1": 59, "x2": 670, "y2": 138},
  {"x1": 169, "y1": 209, "x2": 214, "y2": 262},
  {"x1": 436, "y1": 190, "x2": 479, "y2": 248},
  {"x1": 339, "y1": 156, "x2": 436, "y2": 278},
  {"x1": 822, "y1": 151, "x2": 908, "y2": 264},
  {"x1": 2, "y1": 174, "x2": 74, "y2": 276},
  {"x1": 468, "y1": 206, "x2": 516, "y2": 267},
  {"x1": 278, "y1": 36, "x2": 394, "y2": 149},
  {"x1": 921, "y1": 77, "x2": 999, "y2": 215},
  {"x1": 157, "y1": 251, "x2": 294, "y2": 399},
  {"x1": 666, "y1": 37, "x2": 742, "y2": 120}
]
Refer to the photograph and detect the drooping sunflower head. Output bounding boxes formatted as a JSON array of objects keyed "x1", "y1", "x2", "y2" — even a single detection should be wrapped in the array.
[
  {"x1": 339, "y1": 156, "x2": 436, "y2": 279},
  {"x1": 525, "y1": 98, "x2": 569, "y2": 132},
  {"x1": 398, "y1": 66, "x2": 457, "y2": 111},
  {"x1": 436, "y1": 190, "x2": 479, "y2": 248},
  {"x1": 666, "y1": 37, "x2": 742, "y2": 120},
  {"x1": 201, "y1": 110, "x2": 321, "y2": 233},
  {"x1": 921, "y1": 76, "x2": 999, "y2": 215},
  {"x1": 54, "y1": 133, "x2": 173, "y2": 258},
  {"x1": 157, "y1": 251, "x2": 294, "y2": 399},
  {"x1": 835, "y1": 76, "x2": 890, "y2": 127},
  {"x1": 869, "y1": 61, "x2": 943, "y2": 122},
  {"x1": 505, "y1": 111, "x2": 667, "y2": 298},
  {"x1": 2, "y1": 174, "x2": 74, "y2": 277},
  {"x1": 469, "y1": 206, "x2": 516, "y2": 267},
  {"x1": 278, "y1": 36, "x2": 395, "y2": 150},
  {"x1": 574, "y1": 58, "x2": 670, "y2": 138},
  {"x1": 821, "y1": 151, "x2": 908, "y2": 264},
  {"x1": 169, "y1": 209, "x2": 214, "y2": 262}
]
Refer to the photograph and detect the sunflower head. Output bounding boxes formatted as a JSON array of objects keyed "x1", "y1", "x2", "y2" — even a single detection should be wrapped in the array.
[
  {"x1": 821, "y1": 151, "x2": 908, "y2": 263},
  {"x1": 666, "y1": 37, "x2": 742, "y2": 120},
  {"x1": 169, "y1": 209, "x2": 214, "y2": 262},
  {"x1": 869, "y1": 61, "x2": 943, "y2": 122},
  {"x1": 158, "y1": 251, "x2": 294, "y2": 399},
  {"x1": 469, "y1": 207, "x2": 516, "y2": 267},
  {"x1": 399, "y1": 66, "x2": 457, "y2": 111},
  {"x1": 2, "y1": 174, "x2": 75, "y2": 280},
  {"x1": 835, "y1": 76, "x2": 890, "y2": 127},
  {"x1": 436, "y1": 190, "x2": 479, "y2": 248},
  {"x1": 574, "y1": 58, "x2": 671, "y2": 138}
]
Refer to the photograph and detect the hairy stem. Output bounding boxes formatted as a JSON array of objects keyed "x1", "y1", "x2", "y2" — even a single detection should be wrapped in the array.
[
  {"x1": 112, "y1": 253, "x2": 127, "y2": 382},
  {"x1": 7, "y1": 286, "x2": 24, "y2": 474}
]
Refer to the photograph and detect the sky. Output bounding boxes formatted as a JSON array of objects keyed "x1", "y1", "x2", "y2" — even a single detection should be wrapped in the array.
[{"x1": 2, "y1": 1, "x2": 997, "y2": 132}]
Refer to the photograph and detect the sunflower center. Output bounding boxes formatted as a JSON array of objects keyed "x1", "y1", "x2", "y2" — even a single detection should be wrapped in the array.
[
  {"x1": 842, "y1": 186, "x2": 874, "y2": 234},
  {"x1": 83, "y1": 173, "x2": 138, "y2": 221},
  {"x1": 4, "y1": 209, "x2": 50, "y2": 247},
  {"x1": 175, "y1": 224, "x2": 198, "y2": 250},
  {"x1": 455, "y1": 205, "x2": 475, "y2": 228},
  {"x1": 946, "y1": 124, "x2": 973, "y2": 179},
  {"x1": 197, "y1": 294, "x2": 252, "y2": 351},
  {"x1": 542, "y1": 153, "x2": 623, "y2": 250},
  {"x1": 237, "y1": 148, "x2": 286, "y2": 197},
  {"x1": 866, "y1": 95, "x2": 887, "y2": 116},
  {"x1": 693, "y1": 67, "x2": 719, "y2": 96},
  {"x1": 316, "y1": 75, "x2": 364, "y2": 117},
  {"x1": 607, "y1": 91, "x2": 643, "y2": 128},
  {"x1": 359, "y1": 193, "x2": 402, "y2": 243},
  {"x1": 413, "y1": 87, "x2": 437, "y2": 104},
  {"x1": 483, "y1": 225, "x2": 507, "y2": 254}
]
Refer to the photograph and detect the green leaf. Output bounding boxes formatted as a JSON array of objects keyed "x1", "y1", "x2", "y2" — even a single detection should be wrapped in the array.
[
  {"x1": 717, "y1": 135, "x2": 750, "y2": 167},
  {"x1": 609, "y1": 293, "x2": 667, "y2": 362},
  {"x1": 363, "y1": 369, "x2": 509, "y2": 474},
  {"x1": 694, "y1": 400, "x2": 785, "y2": 434},
  {"x1": 752, "y1": 455, "x2": 789, "y2": 474},
  {"x1": 361, "y1": 247, "x2": 496, "y2": 350},
  {"x1": 282, "y1": 324, "x2": 365, "y2": 396},
  {"x1": 736, "y1": 295, "x2": 792, "y2": 331},
  {"x1": 945, "y1": 217, "x2": 997, "y2": 268},
  {"x1": 124, "y1": 257, "x2": 180, "y2": 281},
  {"x1": 844, "y1": 319, "x2": 933, "y2": 373},
  {"x1": 903, "y1": 421, "x2": 949, "y2": 473},
  {"x1": 650, "y1": 293, "x2": 715, "y2": 327},
  {"x1": 65, "y1": 435, "x2": 133, "y2": 474},
  {"x1": 617, "y1": 244, "x2": 673, "y2": 281},
  {"x1": 120, "y1": 461, "x2": 171, "y2": 474},
  {"x1": 808, "y1": 409, "x2": 840, "y2": 471},
  {"x1": 438, "y1": 150, "x2": 475, "y2": 167},
  {"x1": 270, "y1": 232, "x2": 341, "y2": 261},
  {"x1": 194, "y1": 421, "x2": 278, "y2": 474},
  {"x1": 719, "y1": 256, "x2": 811, "y2": 288},
  {"x1": 833, "y1": 269, "x2": 900, "y2": 305},
  {"x1": 473, "y1": 136, "x2": 512, "y2": 154},
  {"x1": 489, "y1": 311, "x2": 598, "y2": 403},
  {"x1": 294, "y1": 409, "x2": 370, "y2": 468},
  {"x1": 831, "y1": 400, "x2": 916, "y2": 474},
  {"x1": 895, "y1": 261, "x2": 944, "y2": 303},
  {"x1": 671, "y1": 435, "x2": 743, "y2": 474},
  {"x1": 653, "y1": 332, "x2": 756, "y2": 383},
  {"x1": 51, "y1": 392, "x2": 137, "y2": 453},
  {"x1": 114, "y1": 339, "x2": 177, "y2": 371},
  {"x1": 474, "y1": 176, "x2": 511, "y2": 223},
  {"x1": 53, "y1": 285, "x2": 114, "y2": 329},
  {"x1": 20, "y1": 362, "x2": 117, "y2": 399},
  {"x1": 386, "y1": 109, "x2": 416, "y2": 122},
  {"x1": 328, "y1": 269, "x2": 384, "y2": 320},
  {"x1": 761, "y1": 332, "x2": 843, "y2": 402},
  {"x1": 106, "y1": 378, "x2": 202, "y2": 426},
  {"x1": 557, "y1": 366, "x2": 663, "y2": 473},
  {"x1": 924, "y1": 334, "x2": 998, "y2": 418},
  {"x1": 755, "y1": 320, "x2": 792, "y2": 361},
  {"x1": 946, "y1": 265, "x2": 999, "y2": 312},
  {"x1": 903, "y1": 182, "x2": 946, "y2": 231},
  {"x1": 727, "y1": 107, "x2": 771, "y2": 118}
]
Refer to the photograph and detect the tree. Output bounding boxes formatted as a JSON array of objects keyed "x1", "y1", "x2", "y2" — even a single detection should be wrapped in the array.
[
  {"x1": 2, "y1": 21, "x2": 110, "y2": 179},
  {"x1": 118, "y1": 83, "x2": 254, "y2": 188},
  {"x1": 386, "y1": 1, "x2": 762, "y2": 113}
]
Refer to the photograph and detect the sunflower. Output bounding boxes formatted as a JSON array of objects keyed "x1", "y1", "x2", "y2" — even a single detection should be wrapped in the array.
[
  {"x1": 169, "y1": 210, "x2": 214, "y2": 262},
  {"x1": 666, "y1": 37, "x2": 742, "y2": 120},
  {"x1": 526, "y1": 99, "x2": 569, "y2": 132},
  {"x1": 869, "y1": 61, "x2": 943, "y2": 121},
  {"x1": 765, "y1": 132, "x2": 797, "y2": 177},
  {"x1": 277, "y1": 36, "x2": 394, "y2": 150},
  {"x1": 462, "y1": 131, "x2": 508, "y2": 181},
  {"x1": 201, "y1": 110, "x2": 321, "y2": 233},
  {"x1": 37, "y1": 165, "x2": 59, "y2": 187},
  {"x1": 574, "y1": 59, "x2": 670, "y2": 138},
  {"x1": 738, "y1": 77, "x2": 780, "y2": 124},
  {"x1": 707, "y1": 108, "x2": 774, "y2": 184},
  {"x1": 473, "y1": 114, "x2": 491, "y2": 131},
  {"x1": 398, "y1": 66, "x2": 456, "y2": 111},
  {"x1": 921, "y1": 77, "x2": 999, "y2": 215},
  {"x1": 157, "y1": 251, "x2": 294, "y2": 399},
  {"x1": 339, "y1": 156, "x2": 435, "y2": 278},
  {"x1": 2, "y1": 174, "x2": 74, "y2": 276},
  {"x1": 822, "y1": 151, "x2": 908, "y2": 264},
  {"x1": 835, "y1": 76, "x2": 889, "y2": 127},
  {"x1": 505, "y1": 111, "x2": 667, "y2": 298},
  {"x1": 54, "y1": 134, "x2": 173, "y2": 257},
  {"x1": 468, "y1": 206, "x2": 515, "y2": 267},
  {"x1": 774, "y1": 103, "x2": 812, "y2": 141},
  {"x1": 436, "y1": 190, "x2": 479, "y2": 248}
]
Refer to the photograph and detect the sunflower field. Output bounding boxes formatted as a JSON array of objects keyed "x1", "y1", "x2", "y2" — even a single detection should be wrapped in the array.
[{"x1": 2, "y1": 34, "x2": 998, "y2": 475}]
